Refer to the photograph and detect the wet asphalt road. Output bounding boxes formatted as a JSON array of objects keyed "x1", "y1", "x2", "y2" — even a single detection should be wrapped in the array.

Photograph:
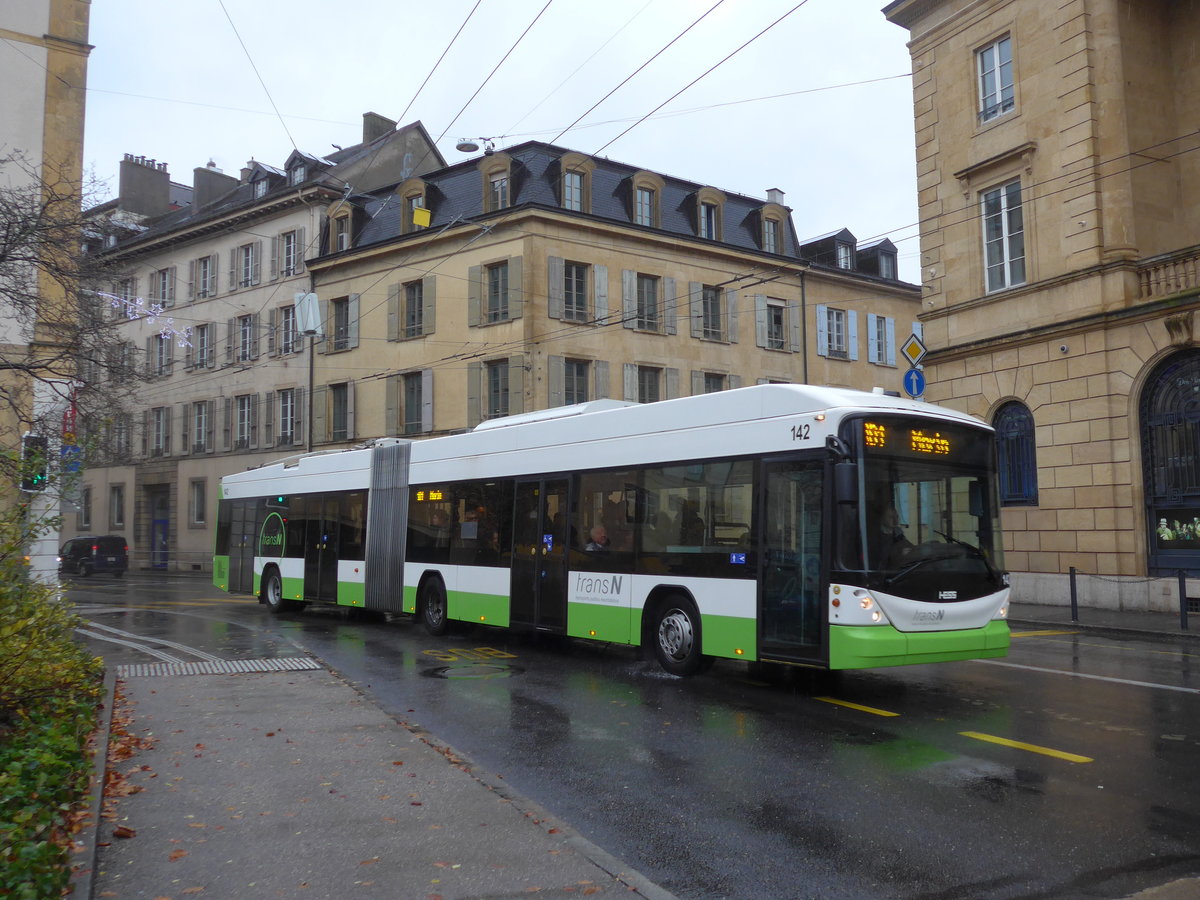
[{"x1": 72, "y1": 573, "x2": 1200, "y2": 899}]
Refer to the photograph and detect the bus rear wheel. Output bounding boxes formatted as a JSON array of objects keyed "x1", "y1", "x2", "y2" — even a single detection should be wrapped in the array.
[
  {"x1": 653, "y1": 597, "x2": 706, "y2": 676},
  {"x1": 420, "y1": 579, "x2": 449, "y2": 636},
  {"x1": 262, "y1": 568, "x2": 294, "y2": 614}
]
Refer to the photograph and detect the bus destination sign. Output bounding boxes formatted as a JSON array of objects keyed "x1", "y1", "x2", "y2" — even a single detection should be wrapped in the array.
[{"x1": 863, "y1": 421, "x2": 951, "y2": 456}]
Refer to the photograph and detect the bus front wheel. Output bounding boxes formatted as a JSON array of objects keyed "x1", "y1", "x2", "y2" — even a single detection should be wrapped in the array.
[
  {"x1": 420, "y1": 579, "x2": 449, "y2": 636},
  {"x1": 262, "y1": 568, "x2": 293, "y2": 614},
  {"x1": 652, "y1": 597, "x2": 706, "y2": 676}
]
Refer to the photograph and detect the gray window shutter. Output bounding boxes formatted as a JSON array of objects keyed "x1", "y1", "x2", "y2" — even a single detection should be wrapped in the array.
[
  {"x1": 293, "y1": 388, "x2": 304, "y2": 447},
  {"x1": 222, "y1": 398, "x2": 232, "y2": 451},
  {"x1": 296, "y1": 228, "x2": 306, "y2": 273},
  {"x1": 689, "y1": 282, "x2": 703, "y2": 338},
  {"x1": 270, "y1": 235, "x2": 280, "y2": 280},
  {"x1": 164, "y1": 406, "x2": 171, "y2": 454},
  {"x1": 664, "y1": 277, "x2": 677, "y2": 335},
  {"x1": 187, "y1": 259, "x2": 195, "y2": 301},
  {"x1": 548, "y1": 355, "x2": 565, "y2": 407},
  {"x1": 317, "y1": 299, "x2": 330, "y2": 354},
  {"x1": 209, "y1": 254, "x2": 220, "y2": 293},
  {"x1": 468, "y1": 265, "x2": 482, "y2": 326},
  {"x1": 207, "y1": 325, "x2": 217, "y2": 369},
  {"x1": 249, "y1": 393, "x2": 259, "y2": 449},
  {"x1": 623, "y1": 363, "x2": 637, "y2": 401},
  {"x1": 508, "y1": 256, "x2": 523, "y2": 320},
  {"x1": 141, "y1": 409, "x2": 149, "y2": 457},
  {"x1": 548, "y1": 256, "x2": 564, "y2": 320},
  {"x1": 508, "y1": 355, "x2": 524, "y2": 414},
  {"x1": 421, "y1": 369, "x2": 433, "y2": 432},
  {"x1": 165, "y1": 335, "x2": 174, "y2": 373},
  {"x1": 815, "y1": 304, "x2": 828, "y2": 356},
  {"x1": 594, "y1": 359, "x2": 609, "y2": 399},
  {"x1": 886, "y1": 317, "x2": 897, "y2": 366},
  {"x1": 228, "y1": 248, "x2": 237, "y2": 291},
  {"x1": 348, "y1": 294, "x2": 360, "y2": 349},
  {"x1": 622, "y1": 269, "x2": 636, "y2": 329},
  {"x1": 263, "y1": 391, "x2": 274, "y2": 447},
  {"x1": 312, "y1": 385, "x2": 327, "y2": 443},
  {"x1": 385, "y1": 375, "x2": 399, "y2": 435},
  {"x1": 250, "y1": 312, "x2": 261, "y2": 359},
  {"x1": 754, "y1": 295, "x2": 768, "y2": 348},
  {"x1": 422, "y1": 276, "x2": 436, "y2": 336},
  {"x1": 346, "y1": 380, "x2": 356, "y2": 439},
  {"x1": 867, "y1": 313, "x2": 879, "y2": 363},
  {"x1": 726, "y1": 289, "x2": 738, "y2": 343},
  {"x1": 184, "y1": 334, "x2": 194, "y2": 370},
  {"x1": 252, "y1": 240, "x2": 262, "y2": 285},
  {"x1": 592, "y1": 265, "x2": 608, "y2": 324},
  {"x1": 205, "y1": 400, "x2": 216, "y2": 452},
  {"x1": 179, "y1": 403, "x2": 190, "y2": 455},
  {"x1": 387, "y1": 284, "x2": 400, "y2": 341},
  {"x1": 847, "y1": 310, "x2": 859, "y2": 361},
  {"x1": 268, "y1": 308, "x2": 278, "y2": 356},
  {"x1": 167, "y1": 265, "x2": 176, "y2": 305},
  {"x1": 225, "y1": 318, "x2": 235, "y2": 364},
  {"x1": 691, "y1": 370, "x2": 704, "y2": 395},
  {"x1": 665, "y1": 367, "x2": 680, "y2": 400},
  {"x1": 729, "y1": 374, "x2": 742, "y2": 390},
  {"x1": 467, "y1": 362, "x2": 482, "y2": 427}
]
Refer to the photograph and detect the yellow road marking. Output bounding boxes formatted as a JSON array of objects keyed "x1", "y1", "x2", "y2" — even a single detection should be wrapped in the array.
[
  {"x1": 814, "y1": 696, "x2": 900, "y2": 717},
  {"x1": 959, "y1": 731, "x2": 1093, "y2": 763},
  {"x1": 1010, "y1": 629, "x2": 1080, "y2": 637}
]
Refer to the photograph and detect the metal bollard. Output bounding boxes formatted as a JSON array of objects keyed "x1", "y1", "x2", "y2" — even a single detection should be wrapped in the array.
[
  {"x1": 1179, "y1": 569, "x2": 1189, "y2": 631},
  {"x1": 1069, "y1": 566, "x2": 1078, "y2": 623}
]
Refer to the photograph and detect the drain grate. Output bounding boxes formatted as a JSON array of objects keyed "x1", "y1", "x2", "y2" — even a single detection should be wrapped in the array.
[{"x1": 116, "y1": 657, "x2": 322, "y2": 678}]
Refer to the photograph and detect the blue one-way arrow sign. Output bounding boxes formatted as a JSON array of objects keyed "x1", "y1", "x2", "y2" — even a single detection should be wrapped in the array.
[{"x1": 904, "y1": 367, "x2": 926, "y2": 398}]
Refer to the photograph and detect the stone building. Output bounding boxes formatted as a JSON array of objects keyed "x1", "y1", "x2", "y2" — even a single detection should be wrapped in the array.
[
  {"x1": 884, "y1": 0, "x2": 1200, "y2": 607},
  {"x1": 74, "y1": 131, "x2": 921, "y2": 571}
]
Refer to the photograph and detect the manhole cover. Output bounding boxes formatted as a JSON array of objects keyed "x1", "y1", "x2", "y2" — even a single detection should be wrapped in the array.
[{"x1": 423, "y1": 664, "x2": 524, "y2": 680}]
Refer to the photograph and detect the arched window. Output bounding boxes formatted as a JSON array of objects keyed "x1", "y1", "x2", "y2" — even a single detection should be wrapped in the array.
[
  {"x1": 1141, "y1": 350, "x2": 1200, "y2": 574},
  {"x1": 995, "y1": 401, "x2": 1037, "y2": 505}
]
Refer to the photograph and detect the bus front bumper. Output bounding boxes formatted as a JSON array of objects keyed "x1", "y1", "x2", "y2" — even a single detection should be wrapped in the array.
[{"x1": 828, "y1": 620, "x2": 1010, "y2": 669}]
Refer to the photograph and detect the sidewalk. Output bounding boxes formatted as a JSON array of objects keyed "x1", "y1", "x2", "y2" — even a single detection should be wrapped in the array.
[
  {"x1": 76, "y1": 663, "x2": 674, "y2": 900},
  {"x1": 1008, "y1": 599, "x2": 1199, "y2": 640}
]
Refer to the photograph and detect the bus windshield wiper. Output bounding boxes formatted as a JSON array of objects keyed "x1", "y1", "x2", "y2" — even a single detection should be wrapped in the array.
[{"x1": 935, "y1": 530, "x2": 1001, "y2": 581}]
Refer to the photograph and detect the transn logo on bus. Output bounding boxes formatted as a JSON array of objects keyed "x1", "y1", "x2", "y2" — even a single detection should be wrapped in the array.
[
  {"x1": 914, "y1": 609, "x2": 946, "y2": 623},
  {"x1": 938, "y1": 590, "x2": 957, "y2": 600}
]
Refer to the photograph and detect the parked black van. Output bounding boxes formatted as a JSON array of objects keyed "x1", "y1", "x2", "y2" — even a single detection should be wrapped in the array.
[{"x1": 58, "y1": 535, "x2": 129, "y2": 577}]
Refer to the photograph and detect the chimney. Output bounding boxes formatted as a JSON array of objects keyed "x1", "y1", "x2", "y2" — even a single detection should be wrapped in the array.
[
  {"x1": 766, "y1": 188, "x2": 786, "y2": 206},
  {"x1": 240, "y1": 159, "x2": 255, "y2": 183},
  {"x1": 362, "y1": 111, "x2": 397, "y2": 144},
  {"x1": 118, "y1": 153, "x2": 171, "y2": 218},
  {"x1": 193, "y1": 164, "x2": 239, "y2": 210}
]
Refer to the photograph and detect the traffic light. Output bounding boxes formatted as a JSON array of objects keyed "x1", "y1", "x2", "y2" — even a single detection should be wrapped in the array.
[{"x1": 20, "y1": 434, "x2": 48, "y2": 492}]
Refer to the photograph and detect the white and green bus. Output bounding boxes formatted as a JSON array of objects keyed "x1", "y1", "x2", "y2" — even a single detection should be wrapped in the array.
[{"x1": 214, "y1": 384, "x2": 1010, "y2": 675}]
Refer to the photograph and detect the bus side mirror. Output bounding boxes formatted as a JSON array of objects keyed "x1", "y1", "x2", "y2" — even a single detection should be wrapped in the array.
[
  {"x1": 834, "y1": 463, "x2": 858, "y2": 505},
  {"x1": 969, "y1": 480, "x2": 985, "y2": 518}
]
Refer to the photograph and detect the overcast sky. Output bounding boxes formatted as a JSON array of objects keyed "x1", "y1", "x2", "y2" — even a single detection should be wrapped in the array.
[{"x1": 82, "y1": 0, "x2": 919, "y2": 281}]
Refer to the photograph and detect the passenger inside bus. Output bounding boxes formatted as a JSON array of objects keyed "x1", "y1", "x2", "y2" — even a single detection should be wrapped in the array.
[
  {"x1": 586, "y1": 524, "x2": 609, "y2": 551},
  {"x1": 871, "y1": 504, "x2": 914, "y2": 568}
]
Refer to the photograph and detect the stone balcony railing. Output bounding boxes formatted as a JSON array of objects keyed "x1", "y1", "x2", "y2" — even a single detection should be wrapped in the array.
[{"x1": 1139, "y1": 247, "x2": 1200, "y2": 300}]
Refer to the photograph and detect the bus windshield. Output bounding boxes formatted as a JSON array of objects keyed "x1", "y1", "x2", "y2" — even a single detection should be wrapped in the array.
[{"x1": 852, "y1": 416, "x2": 1006, "y2": 602}]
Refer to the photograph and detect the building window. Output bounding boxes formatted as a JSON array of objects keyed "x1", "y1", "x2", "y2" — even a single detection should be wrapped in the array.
[
  {"x1": 192, "y1": 401, "x2": 208, "y2": 453},
  {"x1": 235, "y1": 395, "x2": 254, "y2": 449},
  {"x1": 489, "y1": 172, "x2": 509, "y2": 210},
  {"x1": 565, "y1": 359, "x2": 589, "y2": 406},
  {"x1": 195, "y1": 256, "x2": 214, "y2": 299},
  {"x1": 281, "y1": 230, "x2": 300, "y2": 276},
  {"x1": 404, "y1": 281, "x2": 424, "y2": 338},
  {"x1": 637, "y1": 366, "x2": 661, "y2": 404},
  {"x1": 699, "y1": 202, "x2": 719, "y2": 239},
  {"x1": 109, "y1": 484, "x2": 125, "y2": 529},
  {"x1": 331, "y1": 383, "x2": 349, "y2": 441},
  {"x1": 77, "y1": 487, "x2": 91, "y2": 530},
  {"x1": 867, "y1": 313, "x2": 897, "y2": 366},
  {"x1": 402, "y1": 373, "x2": 423, "y2": 435},
  {"x1": 563, "y1": 170, "x2": 583, "y2": 211},
  {"x1": 879, "y1": 252, "x2": 897, "y2": 280},
  {"x1": 151, "y1": 267, "x2": 175, "y2": 305},
  {"x1": 290, "y1": 164, "x2": 306, "y2": 186},
  {"x1": 193, "y1": 324, "x2": 212, "y2": 369},
  {"x1": 977, "y1": 35, "x2": 1014, "y2": 123},
  {"x1": 635, "y1": 187, "x2": 656, "y2": 227},
  {"x1": 278, "y1": 388, "x2": 297, "y2": 445},
  {"x1": 701, "y1": 286, "x2": 723, "y2": 340},
  {"x1": 564, "y1": 262, "x2": 589, "y2": 322},
  {"x1": 111, "y1": 417, "x2": 130, "y2": 458},
  {"x1": 151, "y1": 407, "x2": 169, "y2": 456},
  {"x1": 152, "y1": 334, "x2": 171, "y2": 376},
  {"x1": 835, "y1": 242, "x2": 853, "y2": 269},
  {"x1": 406, "y1": 194, "x2": 427, "y2": 231},
  {"x1": 487, "y1": 262, "x2": 509, "y2": 323},
  {"x1": 486, "y1": 361, "x2": 510, "y2": 419},
  {"x1": 636, "y1": 274, "x2": 659, "y2": 331},
  {"x1": 332, "y1": 298, "x2": 351, "y2": 350},
  {"x1": 279, "y1": 305, "x2": 297, "y2": 355},
  {"x1": 703, "y1": 372, "x2": 726, "y2": 394},
  {"x1": 824, "y1": 307, "x2": 848, "y2": 358},
  {"x1": 254, "y1": 178, "x2": 269, "y2": 199},
  {"x1": 237, "y1": 314, "x2": 255, "y2": 362},
  {"x1": 982, "y1": 179, "x2": 1026, "y2": 292},
  {"x1": 994, "y1": 401, "x2": 1037, "y2": 505},
  {"x1": 762, "y1": 218, "x2": 780, "y2": 254},
  {"x1": 189, "y1": 479, "x2": 207, "y2": 525},
  {"x1": 766, "y1": 300, "x2": 786, "y2": 350}
]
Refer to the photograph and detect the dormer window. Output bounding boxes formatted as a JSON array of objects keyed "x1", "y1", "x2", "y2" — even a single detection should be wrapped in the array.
[
  {"x1": 630, "y1": 170, "x2": 665, "y2": 229},
  {"x1": 563, "y1": 170, "x2": 583, "y2": 211},
  {"x1": 479, "y1": 153, "x2": 514, "y2": 214},
  {"x1": 694, "y1": 187, "x2": 726, "y2": 241},
  {"x1": 254, "y1": 179, "x2": 269, "y2": 199},
  {"x1": 397, "y1": 177, "x2": 431, "y2": 234},
  {"x1": 762, "y1": 218, "x2": 780, "y2": 254},
  {"x1": 836, "y1": 241, "x2": 854, "y2": 269},
  {"x1": 290, "y1": 164, "x2": 307, "y2": 186},
  {"x1": 489, "y1": 172, "x2": 509, "y2": 209},
  {"x1": 558, "y1": 153, "x2": 594, "y2": 214},
  {"x1": 334, "y1": 216, "x2": 350, "y2": 252},
  {"x1": 879, "y1": 251, "x2": 897, "y2": 280}
]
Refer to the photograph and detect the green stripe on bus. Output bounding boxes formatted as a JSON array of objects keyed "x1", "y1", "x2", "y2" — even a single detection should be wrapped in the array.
[
  {"x1": 567, "y1": 603, "x2": 633, "y2": 644},
  {"x1": 701, "y1": 613, "x2": 757, "y2": 661},
  {"x1": 213, "y1": 556, "x2": 229, "y2": 591},
  {"x1": 338, "y1": 581, "x2": 366, "y2": 607},
  {"x1": 829, "y1": 620, "x2": 1010, "y2": 669},
  {"x1": 403, "y1": 584, "x2": 418, "y2": 614},
  {"x1": 282, "y1": 576, "x2": 304, "y2": 601},
  {"x1": 449, "y1": 589, "x2": 510, "y2": 628}
]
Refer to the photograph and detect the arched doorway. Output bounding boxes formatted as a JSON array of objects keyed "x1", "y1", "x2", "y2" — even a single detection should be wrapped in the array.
[{"x1": 1141, "y1": 350, "x2": 1200, "y2": 574}]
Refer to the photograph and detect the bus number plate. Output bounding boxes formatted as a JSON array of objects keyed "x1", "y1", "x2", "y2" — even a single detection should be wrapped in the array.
[{"x1": 790, "y1": 423, "x2": 811, "y2": 442}]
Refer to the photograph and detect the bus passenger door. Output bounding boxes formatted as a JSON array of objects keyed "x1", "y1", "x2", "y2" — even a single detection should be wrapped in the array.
[
  {"x1": 758, "y1": 458, "x2": 824, "y2": 661},
  {"x1": 510, "y1": 479, "x2": 569, "y2": 631},
  {"x1": 304, "y1": 496, "x2": 340, "y2": 602}
]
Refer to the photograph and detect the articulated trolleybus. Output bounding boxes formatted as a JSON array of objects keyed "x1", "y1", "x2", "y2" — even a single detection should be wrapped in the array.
[{"x1": 214, "y1": 384, "x2": 1010, "y2": 675}]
